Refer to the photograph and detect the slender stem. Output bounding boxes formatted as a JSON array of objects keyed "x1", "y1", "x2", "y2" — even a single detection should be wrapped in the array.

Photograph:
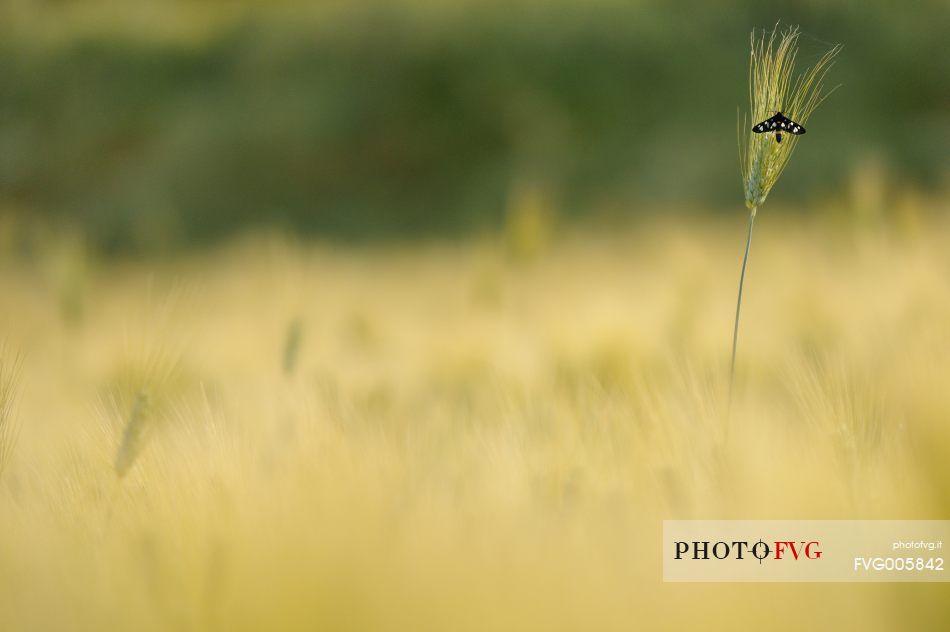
[{"x1": 730, "y1": 207, "x2": 757, "y2": 392}]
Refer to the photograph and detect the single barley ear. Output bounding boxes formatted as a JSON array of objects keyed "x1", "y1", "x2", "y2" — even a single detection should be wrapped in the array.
[
  {"x1": 283, "y1": 317, "x2": 304, "y2": 376},
  {"x1": 110, "y1": 346, "x2": 182, "y2": 479},
  {"x1": 738, "y1": 25, "x2": 841, "y2": 210},
  {"x1": 114, "y1": 389, "x2": 151, "y2": 478},
  {"x1": 730, "y1": 25, "x2": 840, "y2": 407}
]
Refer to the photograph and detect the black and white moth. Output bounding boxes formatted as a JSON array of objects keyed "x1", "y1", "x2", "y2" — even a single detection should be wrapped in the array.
[{"x1": 751, "y1": 111, "x2": 805, "y2": 144}]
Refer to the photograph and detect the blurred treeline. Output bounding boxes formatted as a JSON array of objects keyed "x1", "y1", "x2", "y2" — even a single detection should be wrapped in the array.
[{"x1": 0, "y1": 0, "x2": 946, "y2": 253}]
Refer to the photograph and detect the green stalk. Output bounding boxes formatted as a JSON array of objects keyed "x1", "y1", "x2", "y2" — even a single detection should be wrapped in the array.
[{"x1": 730, "y1": 206, "x2": 756, "y2": 392}]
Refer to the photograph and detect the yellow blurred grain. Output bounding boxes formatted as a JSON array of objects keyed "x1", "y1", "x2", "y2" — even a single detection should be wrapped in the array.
[{"x1": 1, "y1": 206, "x2": 949, "y2": 631}]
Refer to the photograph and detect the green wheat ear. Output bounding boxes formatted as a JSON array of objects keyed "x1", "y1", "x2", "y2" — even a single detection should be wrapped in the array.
[
  {"x1": 738, "y1": 25, "x2": 841, "y2": 209},
  {"x1": 730, "y1": 25, "x2": 841, "y2": 394}
]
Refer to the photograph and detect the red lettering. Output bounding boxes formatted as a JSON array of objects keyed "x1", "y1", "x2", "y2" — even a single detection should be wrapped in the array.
[{"x1": 774, "y1": 541, "x2": 804, "y2": 560}]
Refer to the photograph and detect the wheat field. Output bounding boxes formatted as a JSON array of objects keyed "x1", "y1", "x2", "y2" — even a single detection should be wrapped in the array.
[{"x1": 1, "y1": 205, "x2": 949, "y2": 631}]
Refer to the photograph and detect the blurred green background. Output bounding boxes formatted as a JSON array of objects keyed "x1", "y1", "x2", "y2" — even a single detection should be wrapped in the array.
[{"x1": 0, "y1": 0, "x2": 946, "y2": 253}]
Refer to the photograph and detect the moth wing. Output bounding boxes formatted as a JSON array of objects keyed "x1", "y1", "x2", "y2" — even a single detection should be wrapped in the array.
[
  {"x1": 787, "y1": 120, "x2": 806, "y2": 135},
  {"x1": 753, "y1": 112, "x2": 783, "y2": 132}
]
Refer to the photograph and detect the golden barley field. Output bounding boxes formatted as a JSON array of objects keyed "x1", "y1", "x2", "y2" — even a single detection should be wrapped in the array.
[{"x1": 1, "y1": 203, "x2": 950, "y2": 631}]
